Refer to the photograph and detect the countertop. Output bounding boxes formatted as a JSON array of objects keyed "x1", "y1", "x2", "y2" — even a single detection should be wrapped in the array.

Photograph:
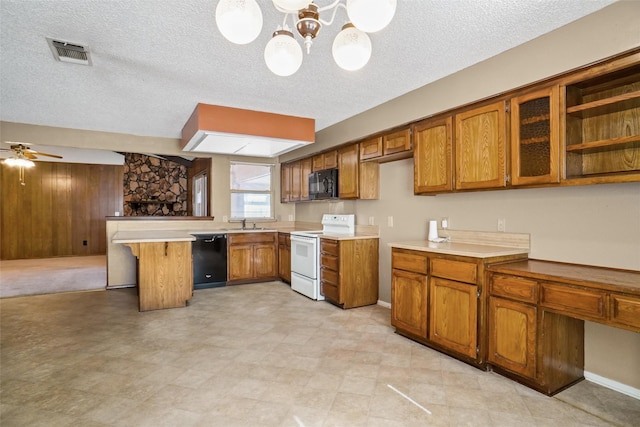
[
  {"x1": 112, "y1": 228, "x2": 381, "y2": 244},
  {"x1": 112, "y1": 230, "x2": 197, "y2": 243},
  {"x1": 390, "y1": 240, "x2": 528, "y2": 258},
  {"x1": 389, "y1": 230, "x2": 530, "y2": 258}
]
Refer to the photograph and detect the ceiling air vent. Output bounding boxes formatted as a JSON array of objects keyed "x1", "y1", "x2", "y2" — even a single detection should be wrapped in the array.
[{"x1": 46, "y1": 37, "x2": 92, "y2": 65}]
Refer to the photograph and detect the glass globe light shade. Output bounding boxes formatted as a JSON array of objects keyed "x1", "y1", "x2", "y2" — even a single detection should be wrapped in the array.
[
  {"x1": 332, "y1": 24, "x2": 372, "y2": 71},
  {"x1": 264, "y1": 30, "x2": 303, "y2": 76},
  {"x1": 347, "y1": 0, "x2": 396, "y2": 33},
  {"x1": 272, "y1": 0, "x2": 310, "y2": 12},
  {"x1": 215, "y1": 0, "x2": 263, "y2": 45}
]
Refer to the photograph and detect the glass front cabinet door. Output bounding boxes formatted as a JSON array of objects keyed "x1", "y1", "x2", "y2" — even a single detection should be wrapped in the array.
[{"x1": 509, "y1": 86, "x2": 560, "y2": 186}]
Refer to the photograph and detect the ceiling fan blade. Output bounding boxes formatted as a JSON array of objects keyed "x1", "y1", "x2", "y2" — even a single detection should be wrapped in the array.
[
  {"x1": 25, "y1": 148, "x2": 63, "y2": 159},
  {"x1": 32, "y1": 151, "x2": 63, "y2": 159},
  {"x1": 23, "y1": 152, "x2": 37, "y2": 159}
]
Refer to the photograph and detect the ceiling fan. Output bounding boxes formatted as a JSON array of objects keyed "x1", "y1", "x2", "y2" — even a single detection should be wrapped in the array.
[{"x1": 1, "y1": 141, "x2": 63, "y2": 185}]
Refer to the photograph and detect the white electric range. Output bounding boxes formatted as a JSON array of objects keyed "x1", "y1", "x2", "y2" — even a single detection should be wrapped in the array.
[{"x1": 290, "y1": 214, "x2": 355, "y2": 300}]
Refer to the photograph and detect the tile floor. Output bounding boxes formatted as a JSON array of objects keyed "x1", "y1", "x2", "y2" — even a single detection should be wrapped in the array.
[{"x1": 1, "y1": 282, "x2": 638, "y2": 426}]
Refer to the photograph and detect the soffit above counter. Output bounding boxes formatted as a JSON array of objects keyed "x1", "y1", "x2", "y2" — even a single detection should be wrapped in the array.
[{"x1": 180, "y1": 103, "x2": 315, "y2": 158}]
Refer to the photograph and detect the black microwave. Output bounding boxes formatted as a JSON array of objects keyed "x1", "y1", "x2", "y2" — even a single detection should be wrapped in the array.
[{"x1": 309, "y1": 168, "x2": 339, "y2": 200}]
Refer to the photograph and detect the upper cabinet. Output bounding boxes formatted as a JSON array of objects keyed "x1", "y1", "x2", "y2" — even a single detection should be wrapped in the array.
[
  {"x1": 283, "y1": 49, "x2": 640, "y2": 200},
  {"x1": 281, "y1": 158, "x2": 312, "y2": 203},
  {"x1": 338, "y1": 143, "x2": 379, "y2": 200},
  {"x1": 510, "y1": 86, "x2": 561, "y2": 186},
  {"x1": 290, "y1": 160, "x2": 301, "y2": 202},
  {"x1": 455, "y1": 100, "x2": 507, "y2": 190},
  {"x1": 300, "y1": 157, "x2": 312, "y2": 201},
  {"x1": 413, "y1": 117, "x2": 453, "y2": 193},
  {"x1": 360, "y1": 128, "x2": 413, "y2": 163},
  {"x1": 280, "y1": 162, "x2": 291, "y2": 203},
  {"x1": 312, "y1": 150, "x2": 338, "y2": 171},
  {"x1": 562, "y1": 58, "x2": 640, "y2": 182}
]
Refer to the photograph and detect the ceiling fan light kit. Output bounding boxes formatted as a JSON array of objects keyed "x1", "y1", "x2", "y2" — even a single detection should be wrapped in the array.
[{"x1": 215, "y1": 0, "x2": 396, "y2": 76}]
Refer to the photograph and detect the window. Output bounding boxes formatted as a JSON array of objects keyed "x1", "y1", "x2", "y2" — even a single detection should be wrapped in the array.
[{"x1": 230, "y1": 162, "x2": 274, "y2": 220}]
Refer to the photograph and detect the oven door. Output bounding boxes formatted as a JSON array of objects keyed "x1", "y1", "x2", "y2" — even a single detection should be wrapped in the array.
[{"x1": 290, "y1": 234, "x2": 318, "y2": 279}]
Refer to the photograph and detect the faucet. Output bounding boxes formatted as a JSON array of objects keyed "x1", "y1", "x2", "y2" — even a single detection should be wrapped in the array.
[{"x1": 241, "y1": 218, "x2": 246, "y2": 230}]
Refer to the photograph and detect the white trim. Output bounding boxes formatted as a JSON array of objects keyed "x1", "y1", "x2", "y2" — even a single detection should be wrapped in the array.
[
  {"x1": 377, "y1": 300, "x2": 391, "y2": 309},
  {"x1": 584, "y1": 371, "x2": 640, "y2": 400}
]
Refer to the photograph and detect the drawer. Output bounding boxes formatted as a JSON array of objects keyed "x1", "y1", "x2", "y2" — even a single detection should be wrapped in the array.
[
  {"x1": 321, "y1": 253, "x2": 339, "y2": 271},
  {"x1": 490, "y1": 274, "x2": 538, "y2": 304},
  {"x1": 540, "y1": 282, "x2": 607, "y2": 321},
  {"x1": 430, "y1": 258, "x2": 477, "y2": 284},
  {"x1": 321, "y1": 238, "x2": 339, "y2": 256},
  {"x1": 322, "y1": 281, "x2": 339, "y2": 302},
  {"x1": 321, "y1": 267, "x2": 338, "y2": 285},
  {"x1": 392, "y1": 249, "x2": 428, "y2": 275},
  {"x1": 228, "y1": 232, "x2": 276, "y2": 245},
  {"x1": 610, "y1": 294, "x2": 640, "y2": 331}
]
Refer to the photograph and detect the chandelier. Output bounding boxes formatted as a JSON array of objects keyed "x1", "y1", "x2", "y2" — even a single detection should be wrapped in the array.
[{"x1": 215, "y1": 0, "x2": 397, "y2": 76}]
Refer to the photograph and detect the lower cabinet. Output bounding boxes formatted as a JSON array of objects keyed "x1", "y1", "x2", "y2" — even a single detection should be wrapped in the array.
[
  {"x1": 429, "y1": 277, "x2": 478, "y2": 359},
  {"x1": 391, "y1": 268, "x2": 428, "y2": 337},
  {"x1": 487, "y1": 271, "x2": 584, "y2": 395},
  {"x1": 320, "y1": 237, "x2": 378, "y2": 309},
  {"x1": 228, "y1": 232, "x2": 277, "y2": 282},
  {"x1": 391, "y1": 248, "x2": 527, "y2": 367},
  {"x1": 488, "y1": 296, "x2": 537, "y2": 378},
  {"x1": 278, "y1": 233, "x2": 291, "y2": 283}
]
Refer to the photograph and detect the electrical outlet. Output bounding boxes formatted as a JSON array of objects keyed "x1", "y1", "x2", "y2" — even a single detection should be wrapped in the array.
[
  {"x1": 388, "y1": 216, "x2": 394, "y2": 227},
  {"x1": 288, "y1": 214, "x2": 294, "y2": 221},
  {"x1": 441, "y1": 217, "x2": 449, "y2": 229},
  {"x1": 368, "y1": 216, "x2": 375, "y2": 225},
  {"x1": 223, "y1": 215, "x2": 228, "y2": 222},
  {"x1": 497, "y1": 218, "x2": 506, "y2": 232}
]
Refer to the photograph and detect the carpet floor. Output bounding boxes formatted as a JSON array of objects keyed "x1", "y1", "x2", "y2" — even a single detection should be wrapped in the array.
[{"x1": 0, "y1": 255, "x2": 107, "y2": 298}]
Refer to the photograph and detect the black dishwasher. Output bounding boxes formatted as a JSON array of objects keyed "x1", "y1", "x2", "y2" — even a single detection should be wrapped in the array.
[{"x1": 192, "y1": 234, "x2": 227, "y2": 290}]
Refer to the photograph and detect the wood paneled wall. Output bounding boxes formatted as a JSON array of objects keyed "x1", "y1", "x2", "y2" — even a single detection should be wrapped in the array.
[{"x1": 0, "y1": 162, "x2": 123, "y2": 260}]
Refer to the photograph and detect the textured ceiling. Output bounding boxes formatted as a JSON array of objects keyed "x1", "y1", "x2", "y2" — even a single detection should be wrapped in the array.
[{"x1": 0, "y1": 0, "x2": 617, "y2": 142}]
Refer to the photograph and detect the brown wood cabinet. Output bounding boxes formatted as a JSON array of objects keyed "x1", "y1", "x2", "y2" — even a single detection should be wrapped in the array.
[
  {"x1": 338, "y1": 143, "x2": 379, "y2": 200},
  {"x1": 312, "y1": 150, "x2": 338, "y2": 171},
  {"x1": 320, "y1": 237, "x2": 378, "y2": 309},
  {"x1": 510, "y1": 85, "x2": 561, "y2": 186},
  {"x1": 280, "y1": 162, "x2": 291, "y2": 203},
  {"x1": 337, "y1": 144, "x2": 360, "y2": 199},
  {"x1": 228, "y1": 232, "x2": 277, "y2": 283},
  {"x1": 360, "y1": 128, "x2": 412, "y2": 162},
  {"x1": 455, "y1": 100, "x2": 507, "y2": 190},
  {"x1": 290, "y1": 161, "x2": 301, "y2": 202},
  {"x1": 391, "y1": 247, "x2": 527, "y2": 366},
  {"x1": 391, "y1": 249, "x2": 429, "y2": 337},
  {"x1": 125, "y1": 241, "x2": 192, "y2": 311},
  {"x1": 488, "y1": 295, "x2": 537, "y2": 378},
  {"x1": 300, "y1": 157, "x2": 312, "y2": 201},
  {"x1": 278, "y1": 232, "x2": 291, "y2": 283},
  {"x1": 487, "y1": 259, "x2": 640, "y2": 395},
  {"x1": 413, "y1": 117, "x2": 453, "y2": 194},
  {"x1": 429, "y1": 259, "x2": 478, "y2": 359},
  {"x1": 563, "y1": 54, "x2": 640, "y2": 182}
]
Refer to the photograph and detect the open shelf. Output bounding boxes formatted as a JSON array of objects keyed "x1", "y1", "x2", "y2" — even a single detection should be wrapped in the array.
[
  {"x1": 566, "y1": 135, "x2": 640, "y2": 153},
  {"x1": 566, "y1": 90, "x2": 640, "y2": 118}
]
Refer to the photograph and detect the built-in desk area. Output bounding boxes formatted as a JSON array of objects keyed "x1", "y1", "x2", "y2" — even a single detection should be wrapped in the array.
[{"x1": 486, "y1": 259, "x2": 640, "y2": 394}]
